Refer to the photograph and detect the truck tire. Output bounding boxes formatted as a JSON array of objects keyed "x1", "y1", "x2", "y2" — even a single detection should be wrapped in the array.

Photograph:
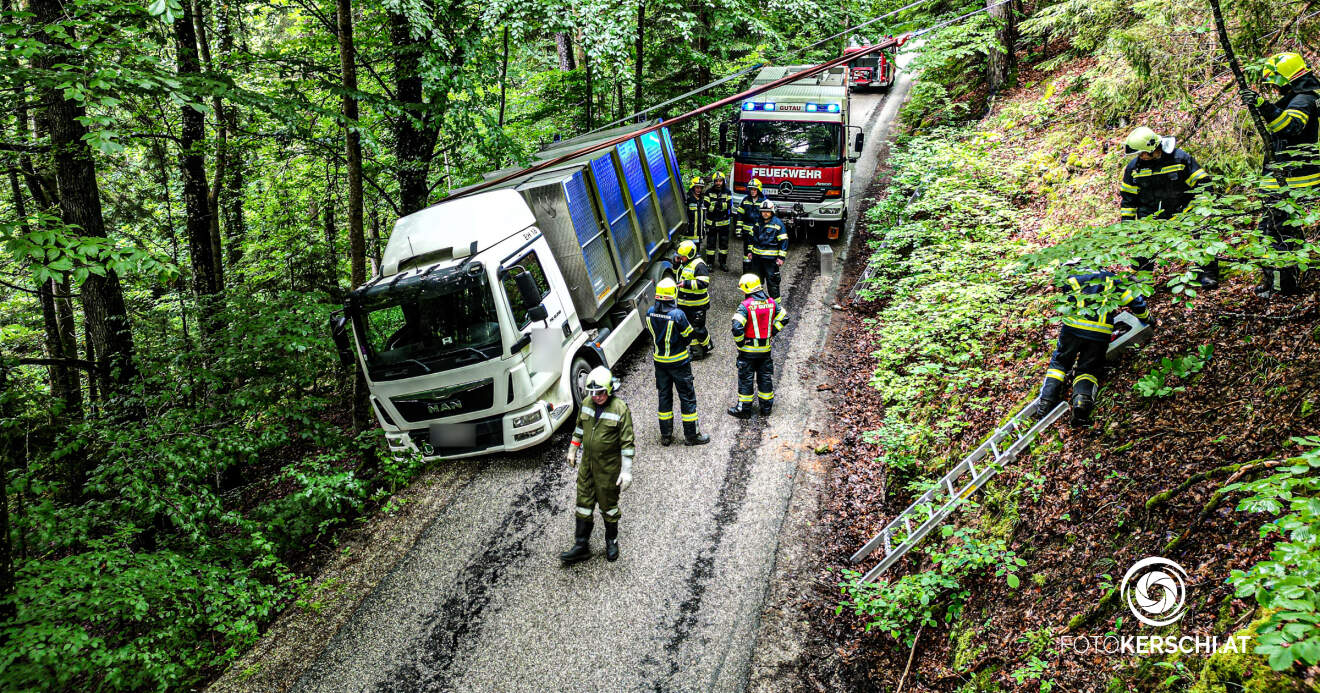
[{"x1": 569, "y1": 355, "x2": 592, "y2": 412}]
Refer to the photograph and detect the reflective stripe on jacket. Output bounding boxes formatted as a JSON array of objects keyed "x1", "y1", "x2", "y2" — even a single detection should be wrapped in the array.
[
  {"x1": 1119, "y1": 148, "x2": 1208, "y2": 221},
  {"x1": 677, "y1": 258, "x2": 711, "y2": 307},
  {"x1": 748, "y1": 215, "x2": 788, "y2": 258},
  {"x1": 647, "y1": 301, "x2": 694, "y2": 363},
  {"x1": 731, "y1": 291, "x2": 788, "y2": 354},
  {"x1": 1060, "y1": 271, "x2": 1151, "y2": 342}
]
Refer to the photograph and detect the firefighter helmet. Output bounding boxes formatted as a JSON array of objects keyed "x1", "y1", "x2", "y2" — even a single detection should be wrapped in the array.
[
  {"x1": 738, "y1": 273, "x2": 763, "y2": 294},
  {"x1": 711, "y1": 170, "x2": 726, "y2": 182},
  {"x1": 749, "y1": 178, "x2": 763, "y2": 191},
  {"x1": 675, "y1": 240, "x2": 698, "y2": 261},
  {"x1": 1263, "y1": 52, "x2": 1309, "y2": 87},
  {"x1": 585, "y1": 366, "x2": 615, "y2": 397},
  {"x1": 1125, "y1": 127, "x2": 1160, "y2": 154},
  {"x1": 689, "y1": 175, "x2": 705, "y2": 189},
  {"x1": 758, "y1": 199, "x2": 775, "y2": 213},
  {"x1": 655, "y1": 277, "x2": 678, "y2": 301}
]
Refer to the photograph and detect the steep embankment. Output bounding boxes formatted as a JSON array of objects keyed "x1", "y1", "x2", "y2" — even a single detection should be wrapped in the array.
[{"x1": 802, "y1": 57, "x2": 1320, "y2": 692}]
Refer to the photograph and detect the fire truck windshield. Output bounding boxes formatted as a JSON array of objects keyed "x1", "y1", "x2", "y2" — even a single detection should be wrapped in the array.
[
  {"x1": 737, "y1": 121, "x2": 842, "y2": 165},
  {"x1": 850, "y1": 55, "x2": 880, "y2": 70}
]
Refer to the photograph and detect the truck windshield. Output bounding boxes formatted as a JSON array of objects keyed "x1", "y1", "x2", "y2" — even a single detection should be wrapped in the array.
[
  {"x1": 353, "y1": 270, "x2": 504, "y2": 381},
  {"x1": 738, "y1": 121, "x2": 842, "y2": 165},
  {"x1": 851, "y1": 55, "x2": 880, "y2": 70}
]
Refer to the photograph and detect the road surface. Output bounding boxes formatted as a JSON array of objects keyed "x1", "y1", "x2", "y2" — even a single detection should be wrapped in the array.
[{"x1": 281, "y1": 76, "x2": 911, "y2": 693}]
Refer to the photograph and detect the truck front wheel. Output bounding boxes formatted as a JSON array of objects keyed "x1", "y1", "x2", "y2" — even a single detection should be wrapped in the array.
[{"x1": 569, "y1": 355, "x2": 592, "y2": 412}]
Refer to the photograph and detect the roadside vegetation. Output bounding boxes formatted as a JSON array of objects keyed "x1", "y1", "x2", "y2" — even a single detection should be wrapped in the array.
[{"x1": 813, "y1": 0, "x2": 1320, "y2": 690}]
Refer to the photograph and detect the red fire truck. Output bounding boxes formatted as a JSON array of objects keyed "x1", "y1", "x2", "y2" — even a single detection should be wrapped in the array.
[
  {"x1": 843, "y1": 38, "x2": 896, "y2": 90},
  {"x1": 720, "y1": 65, "x2": 865, "y2": 241}
]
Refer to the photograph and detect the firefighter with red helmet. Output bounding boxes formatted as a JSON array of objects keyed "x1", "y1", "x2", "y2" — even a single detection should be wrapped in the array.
[
  {"x1": 745, "y1": 199, "x2": 789, "y2": 300},
  {"x1": 683, "y1": 175, "x2": 708, "y2": 251},
  {"x1": 737, "y1": 178, "x2": 767, "y2": 241},
  {"x1": 706, "y1": 171, "x2": 733, "y2": 270},
  {"x1": 728, "y1": 273, "x2": 788, "y2": 418}
]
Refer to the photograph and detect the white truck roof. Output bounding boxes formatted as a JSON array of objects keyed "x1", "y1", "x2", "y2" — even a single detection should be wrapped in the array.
[
  {"x1": 741, "y1": 66, "x2": 847, "y2": 122},
  {"x1": 380, "y1": 189, "x2": 536, "y2": 277}
]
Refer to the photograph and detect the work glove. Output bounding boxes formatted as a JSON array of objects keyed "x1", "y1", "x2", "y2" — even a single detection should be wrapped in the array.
[
  {"x1": 776, "y1": 258, "x2": 784, "y2": 267},
  {"x1": 745, "y1": 253, "x2": 753, "y2": 263},
  {"x1": 616, "y1": 457, "x2": 633, "y2": 491},
  {"x1": 1241, "y1": 88, "x2": 1265, "y2": 109},
  {"x1": 566, "y1": 445, "x2": 580, "y2": 467}
]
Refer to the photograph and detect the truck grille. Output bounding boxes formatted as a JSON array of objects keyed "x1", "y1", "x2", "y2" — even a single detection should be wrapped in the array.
[
  {"x1": 768, "y1": 186, "x2": 829, "y2": 204},
  {"x1": 391, "y1": 378, "x2": 495, "y2": 423},
  {"x1": 407, "y1": 413, "x2": 504, "y2": 456}
]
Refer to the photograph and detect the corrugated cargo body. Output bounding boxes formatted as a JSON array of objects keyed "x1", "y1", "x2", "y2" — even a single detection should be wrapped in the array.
[{"x1": 473, "y1": 121, "x2": 686, "y2": 324}]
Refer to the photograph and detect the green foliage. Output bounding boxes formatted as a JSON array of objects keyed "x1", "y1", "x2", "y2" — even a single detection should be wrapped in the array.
[
  {"x1": 837, "y1": 526, "x2": 1025, "y2": 646},
  {"x1": 901, "y1": 9, "x2": 999, "y2": 129},
  {"x1": 1134, "y1": 344, "x2": 1213, "y2": 398},
  {"x1": 1225, "y1": 440, "x2": 1320, "y2": 671}
]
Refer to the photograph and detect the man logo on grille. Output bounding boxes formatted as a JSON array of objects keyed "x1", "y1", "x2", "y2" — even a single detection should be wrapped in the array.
[{"x1": 1121, "y1": 557, "x2": 1187, "y2": 627}]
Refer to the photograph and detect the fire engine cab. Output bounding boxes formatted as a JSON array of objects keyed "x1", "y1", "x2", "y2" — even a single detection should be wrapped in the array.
[
  {"x1": 721, "y1": 65, "x2": 865, "y2": 241},
  {"x1": 843, "y1": 38, "x2": 896, "y2": 90}
]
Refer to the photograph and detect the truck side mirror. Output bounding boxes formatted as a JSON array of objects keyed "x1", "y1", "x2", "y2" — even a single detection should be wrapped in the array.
[
  {"x1": 854, "y1": 132, "x2": 865, "y2": 152},
  {"x1": 527, "y1": 304, "x2": 549, "y2": 323},
  {"x1": 329, "y1": 312, "x2": 354, "y2": 367},
  {"x1": 719, "y1": 122, "x2": 731, "y2": 156},
  {"x1": 514, "y1": 271, "x2": 542, "y2": 309}
]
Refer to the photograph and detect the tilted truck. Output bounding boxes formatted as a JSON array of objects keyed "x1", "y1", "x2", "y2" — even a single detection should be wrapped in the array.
[
  {"x1": 330, "y1": 122, "x2": 686, "y2": 460},
  {"x1": 719, "y1": 65, "x2": 866, "y2": 242}
]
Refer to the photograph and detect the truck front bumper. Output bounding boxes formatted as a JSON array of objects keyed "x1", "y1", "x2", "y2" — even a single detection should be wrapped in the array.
[{"x1": 384, "y1": 399, "x2": 575, "y2": 461}]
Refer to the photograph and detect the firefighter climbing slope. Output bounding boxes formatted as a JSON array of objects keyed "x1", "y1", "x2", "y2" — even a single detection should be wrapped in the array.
[
  {"x1": 728, "y1": 273, "x2": 789, "y2": 419},
  {"x1": 706, "y1": 171, "x2": 733, "y2": 270},
  {"x1": 1035, "y1": 267, "x2": 1153, "y2": 428},
  {"x1": 674, "y1": 240, "x2": 714, "y2": 359},
  {"x1": 1241, "y1": 51, "x2": 1320, "y2": 297},
  {"x1": 647, "y1": 277, "x2": 711, "y2": 447},
  {"x1": 745, "y1": 199, "x2": 789, "y2": 300},
  {"x1": 1119, "y1": 126, "x2": 1215, "y2": 287},
  {"x1": 562, "y1": 366, "x2": 635, "y2": 564}
]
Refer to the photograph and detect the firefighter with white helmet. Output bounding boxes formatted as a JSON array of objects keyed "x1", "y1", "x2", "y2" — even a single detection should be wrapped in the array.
[
  {"x1": 1119, "y1": 126, "x2": 1215, "y2": 287},
  {"x1": 646, "y1": 277, "x2": 711, "y2": 447},
  {"x1": 737, "y1": 178, "x2": 767, "y2": 241},
  {"x1": 562, "y1": 365, "x2": 635, "y2": 564},
  {"x1": 673, "y1": 240, "x2": 713, "y2": 359},
  {"x1": 706, "y1": 171, "x2": 734, "y2": 270},
  {"x1": 745, "y1": 198, "x2": 789, "y2": 300},
  {"x1": 683, "y1": 175, "x2": 708, "y2": 251},
  {"x1": 728, "y1": 273, "x2": 788, "y2": 418},
  {"x1": 1241, "y1": 52, "x2": 1320, "y2": 296}
]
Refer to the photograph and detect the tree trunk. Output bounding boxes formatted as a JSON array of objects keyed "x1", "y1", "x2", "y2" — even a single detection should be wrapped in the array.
[
  {"x1": 54, "y1": 276, "x2": 79, "y2": 405},
  {"x1": 498, "y1": 26, "x2": 508, "y2": 129},
  {"x1": 370, "y1": 204, "x2": 381, "y2": 270},
  {"x1": 218, "y1": 0, "x2": 246, "y2": 270},
  {"x1": 194, "y1": 0, "x2": 226, "y2": 290},
  {"x1": 0, "y1": 367, "x2": 14, "y2": 626},
  {"x1": 389, "y1": 11, "x2": 441, "y2": 215},
  {"x1": 584, "y1": 50, "x2": 593, "y2": 131},
  {"x1": 31, "y1": 0, "x2": 138, "y2": 396},
  {"x1": 175, "y1": 0, "x2": 222, "y2": 318},
  {"x1": 634, "y1": 2, "x2": 644, "y2": 114},
  {"x1": 337, "y1": 0, "x2": 366, "y2": 290},
  {"x1": 555, "y1": 31, "x2": 576, "y2": 71},
  {"x1": 987, "y1": 0, "x2": 1017, "y2": 93}
]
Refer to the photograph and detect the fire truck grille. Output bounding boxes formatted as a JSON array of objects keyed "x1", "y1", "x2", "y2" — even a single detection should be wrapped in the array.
[{"x1": 768, "y1": 187, "x2": 829, "y2": 204}]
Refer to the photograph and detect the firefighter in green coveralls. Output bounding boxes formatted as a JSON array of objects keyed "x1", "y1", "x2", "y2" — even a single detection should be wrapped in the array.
[{"x1": 561, "y1": 366, "x2": 635, "y2": 564}]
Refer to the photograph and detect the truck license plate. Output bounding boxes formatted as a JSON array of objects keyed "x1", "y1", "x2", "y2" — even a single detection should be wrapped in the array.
[{"x1": 429, "y1": 422, "x2": 477, "y2": 448}]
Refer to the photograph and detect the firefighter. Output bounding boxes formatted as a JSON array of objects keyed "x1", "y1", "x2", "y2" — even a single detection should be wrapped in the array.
[
  {"x1": 728, "y1": 273, "x2": 788, "y2": 418},
  {"x1": 1119, "y1": 127, "x2": 1216, "y2": 288},
  {"x1": 706, "y1": 171, "x2": 734, "y2": 270},
  {"x1": 561, "y1": 366, "x2": 635, "y2": 564},
  {"x1": 1241, "y1": 52, "x2": 1320, "y2": 297},
  {"x1": 674, "y1": 240, "x2": 713, "y2": 359},
  {"x1": 745, "y1": 199, "x2": 789, "y2": 300},
  {"x1": 683, "y1": 175, "x2": 708, "y2": 251},
  {"x1": 1034, "y1": 268, "x2": 1153, "y2": 428},
  {"x1": 647, "y1": 277, "x2": 711, "y2": 447},
  {"x1": 738, "y1": 178, "x2": 768, "y2": 242}
]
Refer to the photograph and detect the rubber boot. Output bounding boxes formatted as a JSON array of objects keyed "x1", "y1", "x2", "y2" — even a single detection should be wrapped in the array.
[
  {"x1": 759, "y1": 400, "x2": 773, "y2": 417},
  {"x1": 1069, "y1": 392, "x2": 1094, "y2": 428},
  {"x1": 559, "y1": 517, "x2": 593, "y2": 564},
  {"x1": 604, "y1": 522, "x2": 619, "y2": 562},
  {"x1": 684, "y1": 423, "x2": 711, "y2": 445},
  {"x1": 727, "y1": 403, "x2": 754, "y2": 419},
  {"x1": 1035, "y1": 377, "x2": 1064, "y2": 420},
  {"x1": 1034, "y1": 398, "x2": 1060, "y2": 420},
  {"x1": 660, "y1": 433, "x2": 674, "y2": 447},
  {"x1": 692, "y1": 345, "x2": 706, "y2": 361},
  {"x1": 1194, "y1": 260, "x2": 1219, "y2": 290}
]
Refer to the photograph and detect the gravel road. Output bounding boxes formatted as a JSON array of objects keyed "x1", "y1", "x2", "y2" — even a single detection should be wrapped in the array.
[{"x1": 286, "y1": 86, "x2": 901, "y2": 693}]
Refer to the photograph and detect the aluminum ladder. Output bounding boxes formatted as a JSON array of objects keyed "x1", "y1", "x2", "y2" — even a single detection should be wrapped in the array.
[{"x1": 849, "y1": 312, "x2": 1152, "y2": 582}]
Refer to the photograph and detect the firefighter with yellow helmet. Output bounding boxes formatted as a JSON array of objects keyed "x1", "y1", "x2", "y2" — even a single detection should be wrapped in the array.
[
  {"x1": 683, "y1": 175, "x2": 708, "y2": 250},
  {"x1": 727, "y1": 273, "x2": 788, "y2": 418},
  {"x1": 673, "y1": 240, "x2": 713, "y2": 359},
  {"x1": 1242, "y1": 52, "x2": 1320, "y2": 296},
  {"x1": 646, "y1": 277, "x2": 710, "y2": 447},
  {"x1": 738, "y1": 178, "x2": 768, "y2": 242},
  {"x1": 562, "y1": 366, "x2": 635, "y2": 564},
  {"x1": 706, "y1": 171, "x2": 734, "y2": 270},
  {"x1": 1119, "y1": 126, "x2": 1215, "y2": 287}
]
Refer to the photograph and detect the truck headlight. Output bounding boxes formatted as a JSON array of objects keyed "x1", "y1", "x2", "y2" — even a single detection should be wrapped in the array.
[
  {"x1": 512, "y1": 409, "x2": 544, "y2": 428},
  {"x1": 515, "y1": 426, "x2": 546, "y2": 441},
  {"x1": 819, "y1": 206, "x2": 841, "y2": 215}
]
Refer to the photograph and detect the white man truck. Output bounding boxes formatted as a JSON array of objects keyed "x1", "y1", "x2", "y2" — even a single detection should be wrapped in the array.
[
  {"x1": 720, "y1": 65, "x2": 866, "y2": 241},
  {"x1": 331, "y1": 122, "x2": 686, "y2": 459}
]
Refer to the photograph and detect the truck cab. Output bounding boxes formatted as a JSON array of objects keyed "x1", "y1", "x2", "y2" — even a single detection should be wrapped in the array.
[
  {"x1": 843, "y1": 38, "x2": 896, "y2": 91},
  {"x1": 722, "y1": 66, "x2": 864, "y2": 241}
]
